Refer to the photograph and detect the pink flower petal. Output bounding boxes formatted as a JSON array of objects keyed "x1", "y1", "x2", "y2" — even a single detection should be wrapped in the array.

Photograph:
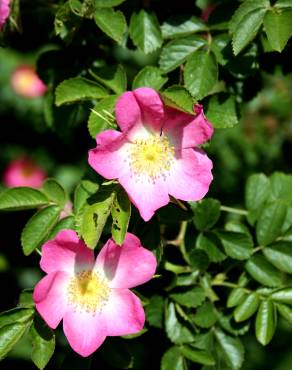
[
  {"x1": 40, "y1": 230, "x2": 94, "y2": 274},
  {"x1": 115, "y1": 91, "x2": 142, "y2": 132},
  {"x1": 103, "y1": 289, "x2": 145, "y2": 336},
  {"x1": 95, "y1": 233, "x2": 157, "y2": 288},
  {"x1": 63, "y1": 310, "x2": 107, "y2": 357},
  {"x1": 33, "y1": 271, "x2": 69, "y2": 329},
  {"x1": 163, "y1": 105, "x2": 213, "y2": 148},
  {"x1": 0, "y1": 0, "x2": 10, "y2": 29},
  {"x1": 88, "y1": 130, "x2": 130, "y2": 180},
  {"x1": 167, "y1": 148, "x2": 213, "y2": 201},
  {"x1": 119, "y1": 173, "x2": 170, "y2": 221}
]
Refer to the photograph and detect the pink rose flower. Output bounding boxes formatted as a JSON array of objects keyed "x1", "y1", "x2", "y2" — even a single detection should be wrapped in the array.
[
  {"x1": 89, "y1": 87, "x2": 213, "y2": 221},
  {"x1": 33, "y1": 230, "x2": 157, "y2": 357},
  {"x1": 0, "y1": 0, "x2": 10, "y2": 30},
  {"x1": 3, "y1": 157, "x2": 47, "y2": 188},
  {"x1": 10, "y1": 65, "x2": 47, "y2": 98}
]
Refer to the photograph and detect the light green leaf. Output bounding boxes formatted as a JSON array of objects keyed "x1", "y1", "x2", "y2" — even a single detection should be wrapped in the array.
[
  {"x1": 159, "y1": 35, "x2": 206, "y2": 73},
  {"x1": 275, "y1": 0, "x2": 292, "y2": 8},
  {"x1": 264, "y1": 242, "x2": 292, "y2": 273},
  {"x1": 47, "y1": 216, "x2": 75, "y2": 240},
  {"x1": 42, "y1": 179, "x2": 66, "y2": 207},
  {"x1": 214, "y1": 329, "x2": 245, "y2": 370},
  {"x1": 192, "y1": 301, "x2": 217, "y2": 328},
  {"x1": 184, "y1": 50, "x2": 218, "y2": 100},
  {"x1": 234, "y1": 293, "x2": 260, "y2": 322},
  {"x1": 94, "y1": 0, "x2": 126, "y2": 7},
  {"x1": 190, "y1": 198, "x2": 221, "y2": 230},
  {"x1": 161, "y1": 346, "x2": 186, "y2": 370},
  {"x1": 132, "y1": 66, "x2": 168, "y2": 90},
  {"x1": 271, "y1": 288, "x2": 292, "y2": 305},
  {"x1": 256, "y1": 201, "x2": 287, "y2": 245},
  {"x1": 73, "y1": 180, "x2": 99, "y2": 214},
  {"x1": 29, "y1": 316, "x2": 55, "y2": 370},
  {"x1": 88, "y1": 95, "x2": 118, "y2": 139},
  {"x1": 206, "y1": 94, "x2": 238, "y2": 128},
  {"x1": 0, "y1": 187, "x2": 48, "y2": 211},
  {"x1": 180, "y1": 345, "x2": 215, "y2": 366},
  {"x1": 111, "y1": 188, "x2": 131, "y2": 245},
  {"x1": 0, "y1": 308, "x2": 34, "y2": 329},
  {"x1": 55, "y1": 77, "x2": 108, "y2": 106},
  {"x1": 129, "y1": 10, "x2": 162, "y2": 54},
  {"x1": 245, "y1": 173, "x2": 270, "y2": 222},
  {"x1": 216, "y1": 231, "x2": 253, "y2": 260},
  {"x1": 94, "y1": 8, "x2": 127, "y2": 44},
  {"x1": 165, "y1": 303, "x2": 195, "y2": 344},
  {"x1": 21, "y1": 205, "x2": 61, "y2": 256},
  {"x1": 227, "y1": 288, "x2": 247, "y2": 308},
  {"x1": 245, "y1": 254, "x2": 283, "y2": 287},
  {"x1": 170, "y1": 287, "x2": 206, "y2": 308},
  {"x1": 161, "y1": 15, "x2": 207, "y2": 39},
  {"x1": 263, "y1": 8, "x2": 292, "y2": 52},
  {"x1": 161, "y1": 85, "x2": 195, "y2": 114},
  {"x1": 90, "y1": 65, "x2": 126, "y2": 94},
  {"x1": 0, "y1": 323, "x2": 32, "y2": 360},
  {"x1": 269, "y1": 172, "x2": 292, "y2": 202},
  {"x1": 255, "y1": 300, "x2": 276, "y2": 345},
  {"x1": 276, "y1": 303, "x2": 292, "y2": 325}
]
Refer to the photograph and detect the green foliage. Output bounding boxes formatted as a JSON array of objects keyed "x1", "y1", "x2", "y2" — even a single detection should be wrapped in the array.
[
  {"x1": 161, "y1": 86, "x2": 195, "y2": 114},
  {"x1": 0, "y1": 188, "x2": 48, "y2": 211},
  {"x1": 94, "y1": 8, "x2": 127, "y2": 44},
  {"x1": 132, "y1": 66, "x2": 168, "y2": 90}
]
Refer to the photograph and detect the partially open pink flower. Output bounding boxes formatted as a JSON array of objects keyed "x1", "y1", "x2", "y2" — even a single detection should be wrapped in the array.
[
  {"x1": 3, "y1": 157, "x2": 47, "y2": 188},
  {"x1": 33, "y1": 230, "x2": 157, "y2": 357},
  {"x1": 0, "y1": 0, "x2": 10, "y2": 30},
  {"x1": 89, "y1": 87, "x2": 213, "y2": 221},
  {"x1": 10, "y1": 65, "x2": 47, "y2": 98}
]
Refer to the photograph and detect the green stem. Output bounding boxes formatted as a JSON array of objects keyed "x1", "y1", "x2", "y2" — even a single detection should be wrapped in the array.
[
  {"x1": 35, "y1": 248, "x2": 42, "y2": 256},
  {"x1": 220, "y1": 205, "x2": 248, "y2": 216},
  {"x1": 212, "y1": 281, "x2": 251, "y2": 293}
]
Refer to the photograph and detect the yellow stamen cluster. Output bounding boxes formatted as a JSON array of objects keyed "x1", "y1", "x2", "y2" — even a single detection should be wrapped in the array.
[
  {"x1": 67, "y1": 270, "x2": 110, "y2": 314},
  {"x1": 128, "y1": 135, "x2": 175, "y2": 182}
]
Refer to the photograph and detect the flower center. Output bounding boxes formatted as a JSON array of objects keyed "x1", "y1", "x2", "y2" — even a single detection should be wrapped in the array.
[
  {"x1": 128, "y1": 134, "x2": 175, "y2": 182},
  {"x1": 67, "y1": 270, "x2": 110, "y2": 314}
]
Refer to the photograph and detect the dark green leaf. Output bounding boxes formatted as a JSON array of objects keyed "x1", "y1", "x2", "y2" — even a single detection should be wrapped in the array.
[
  {"x1": 145, "y1": 295, "x2": 164, "y2": 328},
  {"x1": 216, "y1": 231, "x2": 253, "y2": 260},
  {"x1": 245, "y1": 173, "x2": 270, "y2": 221},
  {"x1": 263, "y1": 242, "x2": 292, "y2": 273},
  {"x1": 0, "y1": 308, "x2": 34, "y2": 329},
  {"x1": 159, "y1": 35, "x2": 206, "y2": 73},
  {"x1": 0, "y1": 188, "x2": 48, "y2": 211},
  {"x1": 245, "y1": 254, "x2": 283, "y2": 287},
  {"x1": 188, "y1": 249, "x2": 209, "y2": 271},
  {"x1": 255, "y1": 300, "x2": 276, "y2": 345},
  {"x1": 94, "y1": 0, "x2": 126, "y2": 7},
  {"x1": 227, "y1": 289, "x2": 247, "y2": 308},
  {"x1": 180, "y1": 345, "x2": 215, "y2": 366},
  {"x1": 184, "y1": 51, "x2": 218, "y2": 100},
  {"x1": 162, "y1": 15, "x2": 207, "y2": 39},
  {"x1": 29, "y1": 316, "x2": 55, "y2": 370},
  {"x1": 73, "y1": 180, "x2": 99, "y2": 214},
  {"x1": 190, "y1": 198, "x2": 221, "y2": 230},
  {"x1": 165, "y1": 302, "x2": 195, "y2": 344},
  {"x1": 170, "y1": 287, "x2": 206, "y2": 308},
  {"x1": 234, "y1": 293, "x2": 260, "y2": 322},
  {"x1": 196, "y1": 232, "x2": 226, "y2": 263},
  {"x1": 19, "y1": 289, "x2": 34, "y2": 308},
  {"x1": 42, "y1": 179, "x2": 66, "y2": 207},
  {"x1": 192, "y1": 301, "x2": 217, "y2": 328},
  {"x1": 0, "y1": 323, "x2": 31, "y2": 360},
  {"x1": 129, "y1": 10, "x2": 162, "y2": 53},
  {"x1": 90, "y1": 65, "x2": 126, "y2": 94},
  {"x1": 21, "y1": 205, "x2": 61, "y2": 256},
  {"x1": 111, "y1": 188, "x2": 131, "y2": 245},
  {"x1": 161, "y1": 85, "x2": 195, "y2": 114},
  {"x1": 132, "y1": 66, "x2": 168, "y2": 90},
  {"x1": 161, "y1": 346, "x2": 186, "y2": 370},
  {"x1": 94, "y1": 8, "x2": 127, "y2": 44},
  {"x1": 206, "y1": 93, "x2": 238, "y2": 128}
]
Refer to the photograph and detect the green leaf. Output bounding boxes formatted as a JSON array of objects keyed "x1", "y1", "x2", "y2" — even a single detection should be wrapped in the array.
[
  {"x1": 210, "y1": 33, "x2": 231, "y2": 66},
  {"x1": 214, "y1": 329, "x2": 245, "y2": 370},
  {"x1": 206, "y1": 93, "x2": 238, "y2": 128},
  {"x1": 165, "y1": 302, "x2": 195, "y2": 344},
  {"x1": 0, "y1": 308, "x2": 34, "y2": 329},
  {"x1": 255, "y1": 300, "x2": 276, "y2": 345},
  {"x1": 161, "y1": 346, "x2": 186, "y2": 370},
  {"x1": 170, "y1": 287, "x2": 206, "y2": 308},
  {"x1": 77, "y1": 187, "x2": 115, "y2": 249},
  {"x1": 111, "y1": 188, "x2": 131, "y2": 245},
  {"x1": 246, "y1": 254, "x2": 283, "y2": 287},
  {"x1": 29, "y1": 316, "x2": 55, "y2": 370},
  {"x1": 0, "y1": 188, "x2": 48, "y2": 211},
  {"x1": 234, "y1": 293, "x2": 260, "y2": 322},
  {"x1": 187, "y1": 249, "x2": 209, "y2": 271},
  {"x1": 162, "y1": 15, "x2": 207, "y2": 39},
  {"x1": 47, "y1": 216, "x2": 75, "y2": 240},
  {"x1": 256, "y1": 201, "x2": 287, "y2": 245},
  {"x1": 19, "y1": 289, "x2": 34, "y2": 308},
  {"x1": 55, "y1": 77, "x2": 108, "y2": 106},
  {"x1": 232, "y1": 7, "x2": 267, "y2": 55},
  {"x1": 145, "y1": 295, "x2": 164, "y2": 328},
  {"x1": 184, "y1": 50, "x2": 218, "y2": 100},
  {"x1": 132, "y1": 66, "x2": 168, "y2": 90},
  {"x1": 276, "y1": 303, "x2": 292, "y2": 324},
  {"x1": 54, "y1": 2, "x2": 81, "y2": 41},
  {"x1": 42, "y1": 179, "x2": 66, "y2": 207},
  {"x1": 263, "y1": 242, "x2": 292, "y2": 273},
  {"x1": 161, "y1": 85, "x2": 195, "y2": 114},
  {"x1": 196, "y1": 232, "x2": 226, "y2": 263},
  {"x1": 275, "y1": 0, "x2": 292, "y2": 8},
  {"x1": 190, "y1": 198, "x2": 221, "y2": 230},
  {"x1": 227, "y1": 289, "x2": 247, "y2": 308},
  {"x1": 73, "y1": 180, "x2": 99, "y2": 214},
  {"x1": 94, "y1": 8, "x2": 127, "y2": 44},
  {"x1": 216, "y1": 231, "x2": 253, "y2": 260},
  {"x1": 94, "y1": 0, "x2": 126, "y2": 7},
  {"x1": 129, "y1": 10, "x2": 162, "y2": 54},
  {"x1": 0, "y1": 323, "x2": 32, "y2": 360},
  {"x1": 21, "y1": 205, "x2": 61, "y2": 256},
  {"x1": 90, "y1": 65, "x2": 126, "y2": 94},
  {"x1": 180, "y1": 345, "x2": 215, "y2": 366},
  {"x1": 245, "y1": 173, "x2": 270, "y2": 222},
  {"x1": 88, "y1": 95, "x2": 118, "y2": 139},
  {"x1": 225, "y1": 221, "x2": 251, "y2": 235},
  {"x1": 192, "y1": 301, "x2": 217, "y2": 328},
  {"x1": 269, "y1": 172, "x2": 292, "y2": 202},
  {"x1": 263, "y1": 8, "x2": 292, "y2": 52},
  {"x1": 159, "y1": 35, "x2": 206, "y2": 73},
  {"x1": 271, "y1": 288, "x2": 292, "y2": 305}
]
